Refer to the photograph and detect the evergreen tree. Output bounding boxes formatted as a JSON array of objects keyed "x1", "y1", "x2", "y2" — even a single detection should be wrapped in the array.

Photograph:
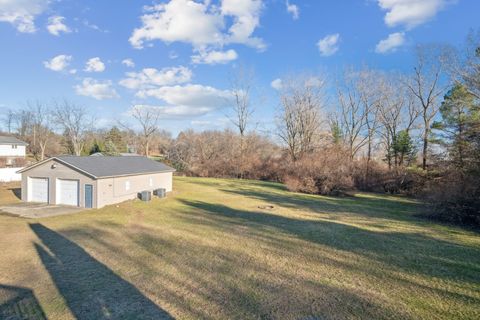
[
  {"x1": 433, "y1": 83, "x2": 478, "y2": 171},
  {"x1": 89, "y1": 141, "x2": 103, "y2": 155},
  {"x1": 105, "y1": 126, "x2": 127, "y2": 153},
  {"x1": 392, "y1": 130, "x2": 417, "y2": 166},
  {"x1": 103, "y1": 139, "x2": 119, "y2": 155},
  {"x1": 329, "y1": 120, "x2": 343, "y2": 145}
]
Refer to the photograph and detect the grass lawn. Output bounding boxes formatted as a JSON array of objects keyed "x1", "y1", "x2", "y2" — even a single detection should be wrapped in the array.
[{"x1": 0, "y1": 177, "x2": 479, "y2": 319}]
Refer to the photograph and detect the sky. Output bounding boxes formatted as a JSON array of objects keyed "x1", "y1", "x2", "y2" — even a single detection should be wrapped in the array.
[{"x1": 0, "y1": 0, "x2": 479, "y2": 136}]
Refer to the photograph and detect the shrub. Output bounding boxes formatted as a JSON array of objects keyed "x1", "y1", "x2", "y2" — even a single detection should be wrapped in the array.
[
  {"x1": 425, "y1": 170, "x2": 480, "y2": 226},
  {"x1": 283, "y1": 147, "x2": 354, "y2": 195},
  {"x1": 352, "y1": 159, "x2": 391, "y2": 192}
]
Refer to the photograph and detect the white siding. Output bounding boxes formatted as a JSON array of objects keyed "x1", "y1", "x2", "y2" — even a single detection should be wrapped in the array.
[
  {"x1": 0, "y1": 144, "x2": 26, "y2": 157},
  {"x1": 0, "y1": 167, "x2": 23, "y2": 182}
]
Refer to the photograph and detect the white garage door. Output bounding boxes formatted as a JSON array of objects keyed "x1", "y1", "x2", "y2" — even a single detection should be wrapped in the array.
[
  {"x1": 29, "y1": 177, "x2": 49, "y2": 203},
  {"x1": 57, "y1": 179, "x2": 79, "y2": 206}
]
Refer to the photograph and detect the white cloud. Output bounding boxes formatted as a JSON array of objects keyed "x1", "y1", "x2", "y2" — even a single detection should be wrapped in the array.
[
  {"x1": 121, "y1": 58, "x2": 135, "y2": 68},
  {"x1": 133, "y1": 104, "x2": 214, "y2": 118},
  {"x1": 286, "y1": 1, "x2": 299, "y2": 20},
  {"x1": 191, "y1": 120, "x2": 213, "y2": 126},
  {"x1": 305, "y1": 76, "x2": 324, "y2": 88},
  {"x1": 221, "y1": 0, "x2": 264, "y2": 49},
  {"x1": 129, "y1": 0, "x2": 223, "y2": 49},
  {"x1": 119, "y1": 66, "x2": 192, "y2": 90},
  {"x1": 84, "y1": 57, "x2": 105, "y2": 72},
  {"x1": 271, "y1": 78, "x2": 282, "y2": 90},
  {"x1": 377, "y1": 0, "x2": 448, "y2": 29},
  {"x1": 83, "y1": 19, "x2": 108, "y2": 33},
  {"x1": 375, "y1": 32, "x2": 405, "y2": 53},
  {"x1": 75, "y1": 78, "x2": 119, "y2": 100},
  {"x1": 0, "y1": 0, "x2": 49, "y2": 33},
  {"x1": 129, "y1": 0, "x2": 265, "y2": 51},
  {"x1": 136, "y1": 84, "x2": 231, "y2": 110},
  {"x1": 191, "y1": 49, "x2": 238, "y2": 65},
  {"x1": 43, "y1": 54, "x2": 72, "y2": 72},
  {"x1": 46, "y1": 15, "x2": 71, "y2": 36},
  {"x1": 191, "y1": 117, "x2": 230, "y2": 127},
  {"x1": 317, "y1": 33, "x2": 340, "y2": 56}
]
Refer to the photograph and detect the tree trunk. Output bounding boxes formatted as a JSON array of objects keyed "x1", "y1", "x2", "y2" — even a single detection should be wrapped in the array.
[
  {"x1": 40, "y1": 143, "x2": 46, "y2": 161},
  {"x1": 239, "y1": 134, "x2": 245, "y2": 179},
  {"x1": 365, "y1": 135, "x2": 372, "y2": 190},
  {"x1": 422, "y1": 131, "x2": 428, "y2": 170}
]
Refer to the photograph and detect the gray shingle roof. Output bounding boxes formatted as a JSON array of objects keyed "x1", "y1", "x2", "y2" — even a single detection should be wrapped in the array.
[
  {"x1": 55, "y1": 156, "x2": 175, "y2": 178},
  {"x1": 0, "y1": 135, "x2": 28, "y2": 145}
]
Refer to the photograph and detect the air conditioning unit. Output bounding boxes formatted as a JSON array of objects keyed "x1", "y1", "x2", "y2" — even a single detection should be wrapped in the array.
[
  {"x1": 139, "y1": 190, "x2": 151, "y2": 201},
  {"x1": 153, "y1": 188, "x2": 166, "y2": 198}
]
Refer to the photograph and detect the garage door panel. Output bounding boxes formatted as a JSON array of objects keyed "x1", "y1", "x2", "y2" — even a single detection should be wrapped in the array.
[
  {"x1": 57, "y1": 179, "x2": 79, "y2": 206},
  {"x1": 29, "y1": 178, "x2": 49, "y2": 203}
]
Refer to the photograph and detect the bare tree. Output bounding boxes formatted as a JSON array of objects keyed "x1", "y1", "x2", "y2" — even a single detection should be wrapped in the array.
[
  {"x1": 357, "y1": 69, "x2": 383, "y2": 183},
  {"x1": 276, "y1": 75, "x2": 325, "y2": 161},
  {"x1": 131, "y1": 105, "x2": 160, "y2": 157},
  {"x1": 337, "y1": 69, "x2": 368, "y2": 159},
  {"x1": 378, "y1": 74, "x2": 420, "y2": 169},
  {"x1": 406, "y1": 45, "x2": 446, "y2": 170},
  {"x1": 378, "y1": 76, "x2": 406, "y2": 169},
  {"x1": 444, "y1": 30, "x2": 480, "y2": 99},
  {"x1": 228, "y1": 65, "x2": 256, "y2": 178},
  {"x1": 2, "y1": 109, "x2": 15, "y2": 133},
  {"x1": 14, "y1": 109, "x2": 33, "y2": 140},
  {"x1": 28, "y1": 101, "x2": 53, "y2": 160},
  {"x1": 229, "y1": 65, "x2": 255, "y2": 137},
  {"x1": 53, "y1": 100, "x2": 91, "y2": 156}
]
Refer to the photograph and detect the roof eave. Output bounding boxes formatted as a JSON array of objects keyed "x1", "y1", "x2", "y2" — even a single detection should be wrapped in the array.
[
  {"x1": 17, "y1": 157, "x2": 98, "y2": 179},
  {"x1": 0, "y1": 143, "x2": 28, "y2": 146},
  {"x1": 96, "y1": 169, "x2": 176, "y2": 179}
]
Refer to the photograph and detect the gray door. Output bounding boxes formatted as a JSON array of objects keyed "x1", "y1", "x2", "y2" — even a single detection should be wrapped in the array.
[{"x1": 85, "y1": 184, "x2": 93, "y2": 208}]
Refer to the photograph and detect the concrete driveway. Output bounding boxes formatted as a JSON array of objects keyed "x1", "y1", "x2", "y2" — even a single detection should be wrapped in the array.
[{"x1": 0, "y1": 202, "x2": 85, "y2": 218}]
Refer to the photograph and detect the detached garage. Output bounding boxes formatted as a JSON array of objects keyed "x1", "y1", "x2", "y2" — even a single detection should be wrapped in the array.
[{"x1": 18, "y1": 156, "x2": 175, "y2": 208}]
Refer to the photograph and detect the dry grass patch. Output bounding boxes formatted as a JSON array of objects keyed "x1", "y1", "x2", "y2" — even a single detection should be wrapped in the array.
[
  {"x1": 0, "y1": 177, "x2": 479, "y2": 319},
  {"x1": 0, "y1": 182, "x2": 21, "y2": 205}
]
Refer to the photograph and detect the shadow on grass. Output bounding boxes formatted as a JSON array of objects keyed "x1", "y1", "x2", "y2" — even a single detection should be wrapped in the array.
[
  {"x1": 8, "y1": 187, "x2": 21, "y2": 200},
  {"x1": 188, "y1": 178, "x2": 428, "y2": 224},
  {"x1": 179, "y1": 199, "x2": 480, "y2": 287},
  {"x1": 61, "y1": 222, "x2": 415, "y2": 319},
  {"x1": 229, "y1": 187, "x2": 417, "y2": 217},
  {"x1": 0, "y1": 284, "x2": 47, "y2": 320},
  {"x1": 30, "y1": 223, "x2": 173, "y2": 320}
]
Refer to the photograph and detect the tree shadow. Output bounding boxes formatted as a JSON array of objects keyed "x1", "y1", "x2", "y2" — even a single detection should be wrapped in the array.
[
  {"x1": 189, "y1": 177, "x2": 480, "y2": 233},
  {"x1": 29, "y1": 223, "x2": 174, "y2": 320},
  {"x1": 178, "y1": 199, "x2": 480, "y2": 288},
  {"x1": 59, "y1": 222, "x2": 414, "y2": 319},
  {"x1": 0, "y1": 284, "x2": 47, "y2": 320},
  {"x1": 8, "y1": 187, "x2": 21, "y2": 200},
  {"x1": 216, "y1": 182, "x2": 426, "y2": 223}
]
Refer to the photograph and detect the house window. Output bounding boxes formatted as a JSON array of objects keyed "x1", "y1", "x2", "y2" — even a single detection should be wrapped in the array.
[
  {"x1": 125, "y1": 181, "x2": 130, "y2": 191},
  {"x1": 12, "y1": 144, "x2": 17, "y2": 149}
]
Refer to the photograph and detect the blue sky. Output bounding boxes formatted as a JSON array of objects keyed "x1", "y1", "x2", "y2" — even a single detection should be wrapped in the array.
[{"x1": 0, "y1": 0, "x2": 478, "y2": 136}]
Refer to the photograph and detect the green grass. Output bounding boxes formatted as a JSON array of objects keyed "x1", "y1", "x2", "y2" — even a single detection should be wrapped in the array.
[{"x1": 0, "y1": 177, "x2": 479, "y2": 319}]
